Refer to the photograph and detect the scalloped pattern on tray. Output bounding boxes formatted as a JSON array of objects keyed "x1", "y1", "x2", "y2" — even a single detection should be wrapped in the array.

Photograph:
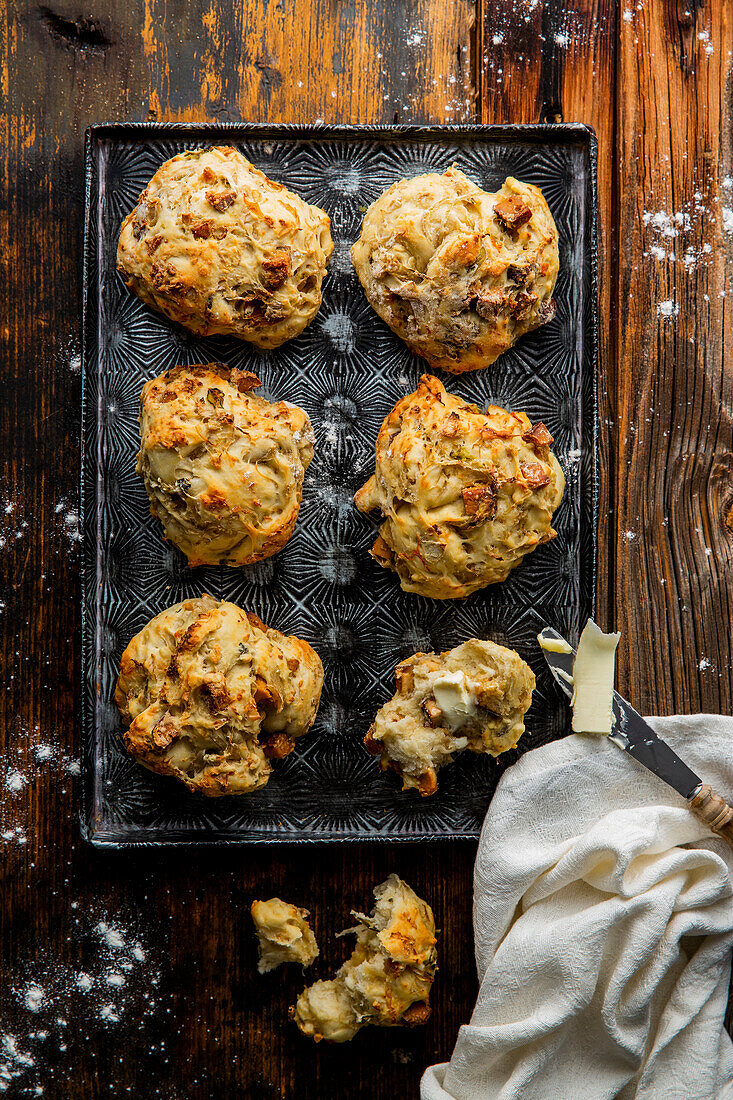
[{"x1": 82, "y1": 125, "x2": 597, "y2": 845}]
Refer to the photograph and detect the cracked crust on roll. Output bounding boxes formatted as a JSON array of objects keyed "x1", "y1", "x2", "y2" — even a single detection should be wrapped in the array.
[
  {"x1": 351, "y1": 168, "x2": 558, "y2": 372},
  {"x1": 137, "y1": 363, "x2": 314, "y2": 568},
  {"x1": 114, "y1": 596, "x2": 323, "y2": 796},
  {"x1": 117, "y1": 145, "x2": 333, "y2": 348},
  {"x1": 251, "y1": 898, "x2": 319, "y2": 974},
  {"x1": 292, "y1": 875, "x2": 436, "y2": 1043},
  {"x1": 354, "y1": 374, "x2": 565, "y2": 599},
  {"x1": 364, "y1": 638, "x2": 535, "y2": 796}
]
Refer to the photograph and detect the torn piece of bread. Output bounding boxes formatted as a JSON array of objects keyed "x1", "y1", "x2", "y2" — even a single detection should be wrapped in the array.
[
  {"x1": 292, "y1": 875, "x2": 436, "y2": 1043},
  {"x1": 365, "y1": 638, "x2": 535, "y2": 795},
  {"x1": 251, "y1": 898, "x2": 319, "y2": 973}
]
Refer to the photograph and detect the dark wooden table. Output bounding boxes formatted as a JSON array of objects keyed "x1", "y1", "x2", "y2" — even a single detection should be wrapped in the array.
[{"x1": 2, "y1": 2, "x2": 731, "y2": 1096}]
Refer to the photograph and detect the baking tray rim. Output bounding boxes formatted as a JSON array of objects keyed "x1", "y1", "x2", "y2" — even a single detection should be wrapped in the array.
[{"x1": 80, "y1": 120, "x2": 600, "y2": 848}]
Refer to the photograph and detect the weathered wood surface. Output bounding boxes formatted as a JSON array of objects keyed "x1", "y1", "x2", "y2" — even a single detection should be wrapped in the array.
[
  {"x1": 612, "y1": 0, "x2": 733, "y2": 715},
  {"x1": 1, "y1": 0, "x2": 732, "y2": 1096}
]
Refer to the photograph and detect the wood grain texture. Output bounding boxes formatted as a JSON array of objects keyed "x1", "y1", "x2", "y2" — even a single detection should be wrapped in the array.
[
  {"x1": 0, "y1": 3, "x2": 477, "y2": 1098},
  {"x1": 138, "y1": 0, "x2": 476, "y2": 126},
  {"x1": 614, "y1": 0, "x2": 733, "y2": 715}
]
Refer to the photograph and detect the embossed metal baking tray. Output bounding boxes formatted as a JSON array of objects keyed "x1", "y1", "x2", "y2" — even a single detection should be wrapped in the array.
[{"x1": 81, "y1": 123, "x2": 598, "y2": 846}]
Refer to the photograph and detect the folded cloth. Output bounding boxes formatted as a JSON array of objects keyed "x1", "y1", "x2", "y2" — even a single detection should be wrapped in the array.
[{"x1": 422, "y1": 716, "x2": 733, "y2": 1100}]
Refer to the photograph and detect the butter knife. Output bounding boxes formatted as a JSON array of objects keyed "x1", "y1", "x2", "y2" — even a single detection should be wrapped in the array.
[{"x1": 538, "y1": 626, "x2": 733, "y2": 848}]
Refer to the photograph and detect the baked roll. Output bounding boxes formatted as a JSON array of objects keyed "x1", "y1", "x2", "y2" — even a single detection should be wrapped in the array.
[
  {"x1": 292, "y1": 875, "x2": 436, "y2": 1043},
  {"x1": 115, "y1": 596, "x2": 323, "y2": 796},
  {"x1": 354, "y1": 375, "x2": 565, "y2": 599},
  {"x1": 137, "y1": 363, "x2": 313, "y2": 567},
  {"x1": 351, "y1": 167, "x2": 558, "y2": 372},
  {"x1": 117, "y1": 145, "x2": 333, "y2": 347},
  {"x1": 365, "y1": 638, "x2": 535, "y2": 795}
]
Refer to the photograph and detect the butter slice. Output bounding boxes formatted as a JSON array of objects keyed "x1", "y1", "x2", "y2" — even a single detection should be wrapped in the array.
[
  {"x1": 432, "y1": 671, "x2": 478, "y2": 728},
  {"x1": 571, "y1": 620, "x2": 620, "y2": 734}
]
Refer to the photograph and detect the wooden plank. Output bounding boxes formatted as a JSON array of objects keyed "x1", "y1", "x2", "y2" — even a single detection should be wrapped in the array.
[
  {"x1": 138, "y1": 0, "x2": 477, "y2": 126},
  {"x1": 0, "y1": 2, "x2": 477, "y2": 1098},
  {"x1": 614, "y1": 1, "x2": 733, "y2": 714}
]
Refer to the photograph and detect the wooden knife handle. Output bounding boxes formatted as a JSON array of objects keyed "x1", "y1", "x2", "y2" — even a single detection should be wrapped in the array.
[{"x1": 688, "y1": 785, "x2": 733, "y2": 848}]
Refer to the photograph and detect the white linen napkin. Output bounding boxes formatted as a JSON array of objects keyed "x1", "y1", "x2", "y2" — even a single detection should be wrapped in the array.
[{"x1": 422, "y1": 716, "x2": 733, "y2": 1100}]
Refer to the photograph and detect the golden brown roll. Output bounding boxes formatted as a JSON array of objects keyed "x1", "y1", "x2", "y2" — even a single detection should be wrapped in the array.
[
  {"x1": 137, "y1": 363, "x2": 313, "y2": 567},
  {"x1": 354, "y1": 375, "x2": 565, "y2": 599},
  {"x1": 117, "y1": 145, "x2": 333, "y2": 347},
  {"x1": 115, "y1": 596, "x2": 323, "y2": 796},
  {"x1": 365, "y1": 638, "x2": 535, "y2": 796},
  {"x1": 292, "y1": 875, "x2": 436, "y2": 1043},
  {"x1": 351, "y1": 168, "x2": 558, "y2": 372}
]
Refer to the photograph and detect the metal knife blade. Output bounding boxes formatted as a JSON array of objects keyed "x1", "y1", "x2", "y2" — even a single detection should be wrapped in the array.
[{"x1": 537, "y1": 626, "x2": 702, "y2": 801}]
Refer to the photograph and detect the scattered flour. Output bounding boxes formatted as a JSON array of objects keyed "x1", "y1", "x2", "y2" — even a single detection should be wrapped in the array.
[
  {"x1": 58, "y1": 335, "x2": 82, "y2": 375},
  {"x1": 96, "y1": 922, "x2": 127, "y2": 950},
  {"x1": 320, "y1": 422, "x2": 340, "y2": 451},
  {"x1": 2, "y1": 906, "x2": 162, "y2": 1093},
  {"x1": 54, "y1": 498, "x2": 81, "y2": 544},
  {"x1": 5, "y1": 770, "x2": 26, "y2": 794},
  {"x1": 1, "y1": 827, "x2": 27, "y2": 845},
  {"x1": 562, "y1": 449, "x2": 583, "y2": 478},
  {"x1": 0, "y1": 496, "x2": 28, "y2": 551},
  {"x1": 643, "y1": 183, "x2": 733, "y2": 323},
  {"x1": 31, "y1": 741, "x2": 78, "y2": 776},
  {"x1": 642, "y1": 209, "x2": 691, "y2": 240},
  {"x1": 23, "y1": 986, "x2": 46, "y2": 1014},
  {"x1": 1, "y1": 739, "x2": 81, "y2": 852},
  {"x1": 0, "y1": 1034, "x2": 35, "y2": 1093}
]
